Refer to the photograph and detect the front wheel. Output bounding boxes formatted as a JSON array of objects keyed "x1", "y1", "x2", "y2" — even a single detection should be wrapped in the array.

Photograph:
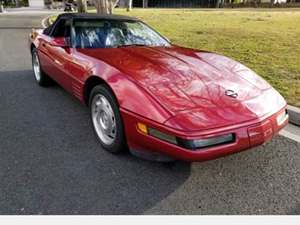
[
  {"x1": 32, "y1": 48, "x2": 52, "y2": 86},
  {"x1": 89, "y1": 85, "x2": 126, "y2": 153}
]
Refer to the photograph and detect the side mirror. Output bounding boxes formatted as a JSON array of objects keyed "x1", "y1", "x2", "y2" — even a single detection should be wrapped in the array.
[{"x1": 50, "y1": 37, "x2": 69, "y2": 48}]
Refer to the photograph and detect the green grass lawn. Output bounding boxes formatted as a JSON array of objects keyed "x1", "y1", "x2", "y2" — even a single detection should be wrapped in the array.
[{"x1": 49, "y1": 9, "x2": 300, "y2": 107}]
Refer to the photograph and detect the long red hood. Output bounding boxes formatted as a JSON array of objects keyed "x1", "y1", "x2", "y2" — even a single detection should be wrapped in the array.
[{"x1": 78, "y1": 46, "x2": 286, "y2": 131}]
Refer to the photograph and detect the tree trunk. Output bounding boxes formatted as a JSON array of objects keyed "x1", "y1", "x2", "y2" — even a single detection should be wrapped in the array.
[
  {"x1": 143, "y1": 0, "x2": 148, "y2": 8},
  {"x1": 110, "y1": 0, "x2": 119, "y2": 14},
  {"x1": 127, "y1": 0, "x2": 132, "y2": 11},
  {"x1": 0, "y1": 2, "x2": 3, "y2": 13},
  {"x1": 94, "y1": 0, "x2": 119, "y2": 14},
  {"x1": 77, "y1": 0, "x2": 88, "y2": 13}
]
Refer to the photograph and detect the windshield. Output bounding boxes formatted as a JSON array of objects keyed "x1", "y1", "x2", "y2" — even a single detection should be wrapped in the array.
[{"x1": 73, "y1": 19, "x2": 170, "y2": 49}]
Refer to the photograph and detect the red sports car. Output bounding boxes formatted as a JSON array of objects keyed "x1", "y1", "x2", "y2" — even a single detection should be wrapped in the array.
[{"x1": 29, "y1": 13, "x2": 289, "y2": 162}]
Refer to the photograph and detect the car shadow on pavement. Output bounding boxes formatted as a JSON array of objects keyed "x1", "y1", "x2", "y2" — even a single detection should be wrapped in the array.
[
  {"x1": 1, "y1": 70, "x2": 300, "y2": 215},
  {"x1": 0, "y1": 70, "x2": 191, "y2": 215},
  {"x1": 288, "y1": 203, "x2": 300, "y2": 215}
]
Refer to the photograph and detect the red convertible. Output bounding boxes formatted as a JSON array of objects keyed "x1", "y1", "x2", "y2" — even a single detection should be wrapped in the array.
[{"x1": 29, "y1": 13, "x2": 288, "y2": 162}]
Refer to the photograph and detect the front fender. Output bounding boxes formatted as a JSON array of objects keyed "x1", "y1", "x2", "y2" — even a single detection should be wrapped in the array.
[{"x1": 101, "y1": 72, "x2": 172, "y2": 124}]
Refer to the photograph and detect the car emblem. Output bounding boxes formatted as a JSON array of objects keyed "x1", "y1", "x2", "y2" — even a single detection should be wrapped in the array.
[{"x1": 225, "y1": 89, "x2": 238, "y2": 98}]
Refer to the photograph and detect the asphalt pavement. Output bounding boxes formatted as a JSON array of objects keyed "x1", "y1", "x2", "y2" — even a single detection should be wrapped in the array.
[{"x1": 0, "y1": 11, "x2": 299, "y2": 215}]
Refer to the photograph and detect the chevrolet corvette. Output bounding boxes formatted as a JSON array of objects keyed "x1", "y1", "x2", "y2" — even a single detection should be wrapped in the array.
[{"x1": 29, "y1": 13, "x2": 289, "y2": 162}]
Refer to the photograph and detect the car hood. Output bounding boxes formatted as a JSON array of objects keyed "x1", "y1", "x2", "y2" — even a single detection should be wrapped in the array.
[{"x1": 79, "y1": 46, "x2": 286, "y2": 130}]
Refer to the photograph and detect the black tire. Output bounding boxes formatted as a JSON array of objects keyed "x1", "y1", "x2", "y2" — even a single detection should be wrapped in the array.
[
  {"x1": 89, "y1": 84, "x2": 126, "y2": 153},
  {"x1": 31, "y1": 48, "x2": 53, "y2": 86}
]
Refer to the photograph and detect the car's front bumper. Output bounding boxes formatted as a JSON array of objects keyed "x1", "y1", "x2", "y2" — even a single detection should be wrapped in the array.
[{"x1": 120, "y1": 106, "x2": 288, "y2": 162}]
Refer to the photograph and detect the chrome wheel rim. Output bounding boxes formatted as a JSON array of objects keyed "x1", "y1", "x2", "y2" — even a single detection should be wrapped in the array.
[
  {"x1": 91, "y1": 94, "x2": 116, "y2": 145},
  {"x1": 33, "y1": 52, "x2": 41, "y2": 82}
]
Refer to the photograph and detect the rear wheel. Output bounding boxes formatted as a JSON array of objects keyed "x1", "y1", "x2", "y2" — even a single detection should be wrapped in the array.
[
  {"x1": 32, "y1": 48, "x2": 52, "y2": 86},
  {"x1": 89, "y1": 85, "x2": 126, "y2": 153}
]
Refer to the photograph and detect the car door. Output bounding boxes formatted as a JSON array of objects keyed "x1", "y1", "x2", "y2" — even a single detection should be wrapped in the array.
[
  {"x1": 45, "y1": 18, "x2": 75, "y2": 92},
  {"x1": 37, "y1": 27, "x2": 56, "y2": 80}
]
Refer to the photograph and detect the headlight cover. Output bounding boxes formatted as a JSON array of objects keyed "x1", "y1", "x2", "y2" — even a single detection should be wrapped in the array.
[
  {"x1": 137, "y1": 123, "x2": 235, "y2": 151},
  {"x1": 177, "y1": 133, "x2": 235, "y2": 151}
]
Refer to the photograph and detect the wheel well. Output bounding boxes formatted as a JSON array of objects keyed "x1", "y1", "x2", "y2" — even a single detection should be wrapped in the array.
[{"x1": 83, "y1": 76, "x2": 117, "y2": 107}]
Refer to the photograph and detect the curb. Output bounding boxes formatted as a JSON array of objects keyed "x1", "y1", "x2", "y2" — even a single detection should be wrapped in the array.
[
  {"x1": 280, "y1": 128, "x2": 300, "y2": 143},
  {"x1": 287, "y1": 105, "x2": 300, "y2": 126}
]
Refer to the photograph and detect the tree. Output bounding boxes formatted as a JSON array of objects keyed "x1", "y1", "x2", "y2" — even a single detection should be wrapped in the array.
[
  {"x1": 0, "y1": 1, "x2": 4, "y2": 13},
  {"x1": 270, "y1": 0, "x2": 275, "y2": 7},
  {"x1": 215, "y1": 0, "x2": 225, "y2": 8},
  {"x1": 77, "y1": 0, "x2": 88, "y2": 13},
  {"x1": 94, "y1": 0, "x2": 119, "y2": 14},
  {"x1": 15, "y1": 0, "x2": 20, "y2": 7},
  {"x1": 126, "y1": 0, "x2": 132, "y2": 11},
  {"x1": 143, "y1": 0, "x2": 148, "y2": 8}
]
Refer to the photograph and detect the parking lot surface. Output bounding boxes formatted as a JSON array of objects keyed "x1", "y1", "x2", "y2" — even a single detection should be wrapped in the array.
[{"x1": 0, "y1": 12, "x2": 299, "y2": 215}]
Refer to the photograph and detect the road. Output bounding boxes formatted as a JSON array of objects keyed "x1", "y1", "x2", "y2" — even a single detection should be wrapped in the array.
[{"x1": 0, "y1": 12, "x2": 299, "y2": 215}]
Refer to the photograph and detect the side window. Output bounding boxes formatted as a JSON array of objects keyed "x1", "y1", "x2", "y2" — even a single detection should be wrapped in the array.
[{"x1": 51, "y1": 19, "x2": 71, "y2": 38}]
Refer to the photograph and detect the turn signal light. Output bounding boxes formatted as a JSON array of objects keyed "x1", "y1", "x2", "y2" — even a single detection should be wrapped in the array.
[
  {"x1": 137, "y1": 123, "x2": 177, "y2": 145},
  {"x1": 31, "y1": 28, "x2": 38, "y2": 39},
  {"x1": 137, "y1": 122, "x2": 148, "y2": 134}
]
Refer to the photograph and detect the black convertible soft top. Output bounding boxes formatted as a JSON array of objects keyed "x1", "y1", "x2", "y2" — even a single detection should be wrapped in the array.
[
  {"x1": 56, "y1": 13, "x2": 140, "y2": 22},
  {"x1": 43, "y1": 13, "x2": 141, "y2": 35}
]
